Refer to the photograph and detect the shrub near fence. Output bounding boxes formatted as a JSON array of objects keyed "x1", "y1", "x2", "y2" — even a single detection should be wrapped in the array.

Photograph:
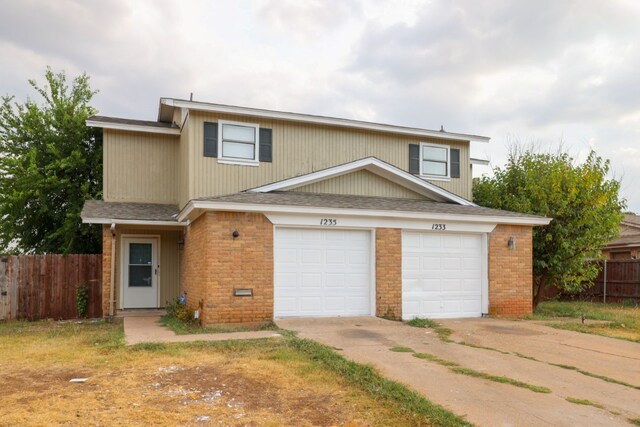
[
  {"x1": 0, "y1": 254, "x2": 102, "y2": 321},
  {"x1": 545, "y1": 259, "x2": 640, "y2": 304}
]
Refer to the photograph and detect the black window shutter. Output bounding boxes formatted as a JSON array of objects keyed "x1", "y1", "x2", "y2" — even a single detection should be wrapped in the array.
[
  {"x1": 450, "y1": 148, "x2": 460, "y2": 178},
  {"x1": 203, "y1": 122, "x2": 218, "y2": 157},
  {"x1": 259, "y1": 128, "x2": 272, "y2": 162},
  {"x1": 409, "y1": 144, "x2": 420, "y2": 174}
]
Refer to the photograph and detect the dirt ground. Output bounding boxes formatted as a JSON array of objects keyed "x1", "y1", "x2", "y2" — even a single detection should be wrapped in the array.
[{"x1": 0, "y1": 321, "x2": 417, "y2": 427}]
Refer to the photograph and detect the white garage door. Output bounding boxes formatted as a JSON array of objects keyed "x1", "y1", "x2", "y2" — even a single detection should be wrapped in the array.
[
  {"x1": 274, "y1": 228, "x2": 372, "y2": 317},
  {"x1": 402, "y1": 231, "x2": 484, "y2": 319}
]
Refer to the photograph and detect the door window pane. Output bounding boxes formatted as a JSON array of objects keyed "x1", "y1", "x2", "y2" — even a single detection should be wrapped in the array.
[
  {"x1": 129, "y1": 265, "x2": 152, "y2": 287},
  {"x1": 129, "y1": 243, "x2": 152, "y2": 265}
]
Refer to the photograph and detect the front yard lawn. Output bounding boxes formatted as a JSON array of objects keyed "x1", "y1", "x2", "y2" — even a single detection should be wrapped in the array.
[
  {"x1": 534, "y1": 301, "x2": 640, "y2": 343},
  {"x1": 0, "y1": 320, "x2": 468, "y2": 426}
]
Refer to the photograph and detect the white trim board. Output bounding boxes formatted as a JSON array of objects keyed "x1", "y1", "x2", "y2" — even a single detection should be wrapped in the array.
[
  {"x1": 160, "y1": 98, "x2": 490, "y2": 143},
  {"x1": 266, "y1": 213, "x2": 497, "y2": 233},
  {"x1": 85, "y1": 120, "x2": 181, "y2": 136},
  {"x1": 82, "y1": 218, "x2": 187, "y2": 226},
  {"x1": 248, "y1": 157, "x2": 475, "y2": 206},
  {"x1": 178, "y1": 199, "x2": 552, "y2": 226}
]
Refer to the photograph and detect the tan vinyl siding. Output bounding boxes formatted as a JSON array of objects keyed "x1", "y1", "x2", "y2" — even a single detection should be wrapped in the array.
[
  {"x1": 103, "y1": 130, "x2": 179, "y2": 204},
  {"x1": 114, "y1": 226, "x2": 182, "y2": 308},
  {"x1": 178, "y1": 114, "x2": 191, "y2": 208},
  {"x1": 187, "y1": 111, "x2": 472, "y2": 203},
  {"x1": 291, "y1": 169, "x2": 425, "y2": 199}
]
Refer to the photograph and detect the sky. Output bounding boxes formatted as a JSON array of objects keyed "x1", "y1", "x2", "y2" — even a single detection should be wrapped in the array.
[{"x1": 1, "y1": 0, "x2": 639, "y2": 211}]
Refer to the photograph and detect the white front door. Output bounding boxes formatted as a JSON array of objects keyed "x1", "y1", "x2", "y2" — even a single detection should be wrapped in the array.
[
  {"x1": 274, "y1": 228, "x2": 372, "y2": 318},
  {"x1": 122, "y1": 237, "x2": 159, "y2": 309},
  {"x1": 402, "y1": 231, "x2": 484, "y2": 319}
]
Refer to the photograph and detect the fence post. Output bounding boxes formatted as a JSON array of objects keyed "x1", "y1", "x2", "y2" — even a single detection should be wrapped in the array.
[{"x1": 603, "y1": 259, "x2": 607, "y2": 304}]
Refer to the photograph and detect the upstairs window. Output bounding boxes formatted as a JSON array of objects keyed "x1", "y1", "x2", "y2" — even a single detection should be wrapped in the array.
[
  {"x1": 421, "y1": 143, "x2": 449, "y2": 177},
  {"x1": 218, "y1": 121, "x2": 259, "y2": 165}
]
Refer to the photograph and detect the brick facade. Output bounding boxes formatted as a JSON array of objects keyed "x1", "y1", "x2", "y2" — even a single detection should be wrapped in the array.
[
  {"x1": 180, "y1": 211, "x2": 274, "y2": 325},
  {"x1": 101, "y1": 225, "x2": 113, "y2": 316},
  {"x1": 488, "y1": 224, "x2": 533, "y2": 316},
  {"x1": 375, "y1": 228, "x2": 402, "y2": 320},
  {"x1": 101, "y1": 213, "x2": 536, "y2": 323}
]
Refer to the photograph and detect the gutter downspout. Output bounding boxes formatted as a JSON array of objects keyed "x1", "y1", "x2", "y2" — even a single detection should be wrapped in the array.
[{"x1": 109, "y1": 223, "x2": 116, "y2": 316}]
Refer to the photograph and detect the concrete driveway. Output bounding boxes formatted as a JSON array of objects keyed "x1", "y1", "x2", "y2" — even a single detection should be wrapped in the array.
[{"x1": 278, "y1": 317, "x2": 640, "y2": 427}]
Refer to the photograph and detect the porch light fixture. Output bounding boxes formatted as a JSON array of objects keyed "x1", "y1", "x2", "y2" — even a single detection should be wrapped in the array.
[
  {"x1": 508, "y1": 236, "x2": 516, "y2": 250},
  {"x1": 177, "y1": 235, "x2": 185, "y2": 249},
  {"x1": 232, "y1": 230, "x2": 240, "y2": 239}
]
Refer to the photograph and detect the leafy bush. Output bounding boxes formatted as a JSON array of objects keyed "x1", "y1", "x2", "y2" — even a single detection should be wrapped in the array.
[
  {"x1": 165, "y1": 297, "x2": 195, "y2": 324},
  {"x1": 76, "y1": 283, "x2": 89, "y2": 318}
]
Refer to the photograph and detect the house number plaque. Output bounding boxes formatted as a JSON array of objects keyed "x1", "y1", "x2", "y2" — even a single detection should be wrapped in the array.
[
  {"x1": 320, "y1": 218, "x2": 337, "y2": 226},
  {"x1": 431, "y1": 223, "x2": 447, "y2": 230}
]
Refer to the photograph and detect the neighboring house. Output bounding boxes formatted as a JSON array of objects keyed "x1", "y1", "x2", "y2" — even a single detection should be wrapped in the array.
[
  {"x1": 81, "y1": 98, "x2": 550, "y2": 324},
  {"x1": 602, "y1": 214, "x2": 640, "y2": 260}
]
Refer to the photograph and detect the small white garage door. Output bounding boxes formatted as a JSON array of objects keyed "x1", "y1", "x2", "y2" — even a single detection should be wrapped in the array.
[
  {"x1": 402, "y1": 231, "x2": 484, "y2": 319},
  {"x1": 274, "y1": 228, "x2": 372, "y2": 317}
]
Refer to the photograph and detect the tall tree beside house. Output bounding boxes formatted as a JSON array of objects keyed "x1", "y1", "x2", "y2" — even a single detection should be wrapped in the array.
[
  {"x1": 0, "y1": 68, "x2": 102, "y2": 254},
  {"x1": 473, "y1": 147, "x2": 625, "y2": 307}
]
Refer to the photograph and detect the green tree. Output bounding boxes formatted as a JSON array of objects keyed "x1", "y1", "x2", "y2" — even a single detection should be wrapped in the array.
[
  {"x1": 0, "y1": 68, "x2": 102, "y2": 254},
  {"x1": 473, "y1": 148, "x2": 625, "y2": 307}
]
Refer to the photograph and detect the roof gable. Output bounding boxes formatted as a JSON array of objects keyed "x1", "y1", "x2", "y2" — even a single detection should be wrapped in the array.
[
  {"x1": 248, "y1": 157, "x2": 475, "y2": 206},
  {"x1": 290, "y1": 169, "x2": 428, "y2": 200}
]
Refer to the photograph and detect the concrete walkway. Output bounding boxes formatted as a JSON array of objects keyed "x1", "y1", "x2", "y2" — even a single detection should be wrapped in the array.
[
  {"x1": 124, "y1": 316, "x2": 282, "y2": 345},
  {"x1": 279, "y1": 316, "x2": 640, "y2": 427}
]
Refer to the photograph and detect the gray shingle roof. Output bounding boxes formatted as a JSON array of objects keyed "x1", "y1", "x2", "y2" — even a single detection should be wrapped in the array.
[
  {"x1": 623, "y1": 214, "x2": 640, "y2": 228},
  {"x1": 81, "y1": 200, "x2": 180, "y2": 222},
  {"x1": 606, "y1": 234, "x2": 640, "y2": 248},
  {"x1": 196, "y1": 191, "x2": 548, "y2": 220},
  {"x1": 88, "y1": 115, "x2": 178, "y2": 129}
]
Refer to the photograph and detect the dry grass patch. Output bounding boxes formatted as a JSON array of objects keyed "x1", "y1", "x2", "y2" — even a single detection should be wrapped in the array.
[
  {"x1": 0, "y1": 320, "x2": 466, "y2": 426},
  {"x1": 533, "y1": 301, "x2": 640, "y2": 343}
]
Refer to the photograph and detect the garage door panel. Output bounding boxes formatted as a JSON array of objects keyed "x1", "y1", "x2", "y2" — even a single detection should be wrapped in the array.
[
  {"x1": 404, "y1": 255, "x2": 421, "y2": 270},
  {"x1": 275, "y1": 272, "x2": 298, "y2": 288},
  {"x1": 403, "y1": 231, "x2": 484, "y2": 320},
  {"x1": 299, "y1": 297, "x2": 322, "y2": 312},
  {"x1": 326, "y1": 249, "x2": 346, "y2": 264},
  {"x1": 325, "y1": 273, "x2": 345, "y2": 287},
  {"x1": 402, "y1": 233, "x2": 421, "y2": 248},
  {"x1": 442, "y1": 257, "x2": 462, "y2": 270},
  {"x1": 461, "y1": 278, "x2": 482, "y2": 291},
  {"x1": 275, "y1": 228, "x2": 372, "y2": 318},
  {"x1": 421, "y1": 234, "x2": 441, "y2": 248},
  {"x1": 301, "y1": 249, "x2": 322, "y2": 264}
]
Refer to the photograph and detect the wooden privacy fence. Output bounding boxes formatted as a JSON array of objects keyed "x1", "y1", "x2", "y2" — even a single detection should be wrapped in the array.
[
  {"x1": 585, "y1": 259, "x2": 640, "y2": 303},
  {"x1": 0, "y1": 254, "x2": 102, "y2": 321}
]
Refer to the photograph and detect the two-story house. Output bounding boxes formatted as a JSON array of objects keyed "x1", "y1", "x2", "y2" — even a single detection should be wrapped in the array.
[{"x1": 81, "y1": 98, "x2": 550, "y2": 325}]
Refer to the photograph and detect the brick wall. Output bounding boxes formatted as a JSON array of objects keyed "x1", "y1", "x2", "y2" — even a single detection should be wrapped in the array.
[
  {"x1": 180, "y1": 211, "x2": 274, "y2": 325},
  {"x1": 376, "y1": 228, "x2": 402, "y2": 320},
  {"x1": 101, "y1": 225, "x2": 112, "y2": 316},
  {"x1": 488, "y1": 224, "x2": 533, "y2": 316}
]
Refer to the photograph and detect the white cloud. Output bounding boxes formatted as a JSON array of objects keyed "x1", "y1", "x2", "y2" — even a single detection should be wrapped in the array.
[{"x1": 0, "y1": 0, "x2": 638, "y2": 211}]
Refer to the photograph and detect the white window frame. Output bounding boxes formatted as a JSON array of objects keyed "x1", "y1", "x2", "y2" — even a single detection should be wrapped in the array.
[
  {"x1": 420, "y1": 142, "x2": 450, "y2": 181},
  {"x1": 217, "y1": 120, "x2": 260, "y2": 166}
]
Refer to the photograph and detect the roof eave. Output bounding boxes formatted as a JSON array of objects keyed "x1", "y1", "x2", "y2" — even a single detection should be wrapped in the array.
[
  {"x1": 82, "y1": 217, "x2": 186, "y2": 226},
  {"x1": 160, "y1": 98, "x2": 490, "y2": 143},
  {"x1": 178, "y1": 199, "x2": 552, "y2": 226},
  {"x1": 86, "y1": 119, "x2": 181, "y2": 135}
]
